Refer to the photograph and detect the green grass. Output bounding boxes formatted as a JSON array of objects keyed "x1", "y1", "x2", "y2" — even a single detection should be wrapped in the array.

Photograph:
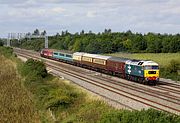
[{"x1": 108, "y1": 53, "x2": 180, "y2": 68}]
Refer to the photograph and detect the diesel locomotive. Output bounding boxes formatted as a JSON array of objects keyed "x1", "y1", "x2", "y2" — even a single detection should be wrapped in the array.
[{"x1": 40, "y1": 49, "x2": 159, "y2": 85}]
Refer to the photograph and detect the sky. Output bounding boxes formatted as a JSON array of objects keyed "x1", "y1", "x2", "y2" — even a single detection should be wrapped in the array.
[{"x1": 0, "y1": 0, "x2": 180, "y2": 38}]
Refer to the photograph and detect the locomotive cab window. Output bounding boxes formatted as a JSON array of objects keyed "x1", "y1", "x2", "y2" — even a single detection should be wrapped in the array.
[
  {"x1": 54, "y1": 53, "x2": 58, "y2": 55},
  {"x1": 152, "y1": 66, "x2": 159, "y2": 69},
  {"x1": 145, "y1": 66, "x2": 159, "y2": 70},
  {"x1": 148, "y1": 71, "x2": 156, "y2": 74}
]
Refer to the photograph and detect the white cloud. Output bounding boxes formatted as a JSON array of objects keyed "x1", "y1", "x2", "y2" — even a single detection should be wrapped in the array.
[
  {"x1": 86, "y1": 11, "x2": 97, "y2": 18},
  {"x1": 51, "y1": 7, "x2": 66, "y2": 14},
  {"x1": 1, "y1": 0, "x2": 180, "y2": 37}
]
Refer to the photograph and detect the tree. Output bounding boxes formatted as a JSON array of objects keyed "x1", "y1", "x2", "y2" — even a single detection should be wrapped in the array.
[
  {"x1": 88, "y1": 30, "x2": 92, "y2": 34},
  {"x1": 61, "y1": 31, "x2": 65, "y2": 36},
  {"x1": 85, "y1": 40, "x2": 100, "y2": 53},
  {"x1": 73, "y1": 40, "x2": 82, "y2": 51},
  {"x1": 154, "y1": 39, "x2": 162, "y2": 53},
  {"x1": 131, "y1": 34, "x2": 147, "y2": 52},
  {"x1": 33, "y1": 29, "x2": 40, "y2": 36},
  {"x1": 162, "y1": 37, "x2": 170, "y2": 53},
  {"x1": 15, "y1": 29, "x2": 180, "y2": 54},
  {"x1": 56, "y1": 32, "x2": 60, "y2": 37},
  {"x1": 104, "y1": 29, "x2": 112, "y2": 34},
  {"x1": 65, "y1": 30, "x2": 69, "y2": 35},
  {"x1": 123, "y1": 39, "x2": 132, "y2": 51},
  {"x1": 80, "y1": 30, "x2": 85, "y2": 35},
  {"x1": 26, "y1": 32, "x2": 31, "y2": 37},
  {"x1": 107, "y1": 29, "x2": 111, "y2": 33},
  {"x1": 125, "y1": 30, "x2": 133, "y2": 37},
  {"x1": 169, "y1": 39, "x2": 180, "y2": 53},
  {"x1": 0, "y1": 39, "x2": 3, "y2": 46},
  {"x1": 41, "y1": 30, "x2": 47, "y2": 36}
]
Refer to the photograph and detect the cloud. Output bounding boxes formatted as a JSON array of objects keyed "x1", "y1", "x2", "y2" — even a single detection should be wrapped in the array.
[
  {"x1": 0, "y1": 0, "x2": 25, "y2": 4},
  {"x1": 51, "y1": 7, "x2": 66, "y2": 14},
  {"x1": 86, "y1": 11, "x2": 97, "y2": 18},
  {"x1": 11, "y1": 0, "x2": 38, "y2": 8},
  {"x1": 1, "y1": 0, "x2": 180, "y2": 37}
]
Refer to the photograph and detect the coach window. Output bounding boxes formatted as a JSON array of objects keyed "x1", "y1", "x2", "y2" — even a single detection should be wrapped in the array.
[
  {"x1": 59, "y1": 53, "x2": 64, "y2": 56},
  {"x1": 66, "y1": 54, "x2": 72, "y2": 58}
]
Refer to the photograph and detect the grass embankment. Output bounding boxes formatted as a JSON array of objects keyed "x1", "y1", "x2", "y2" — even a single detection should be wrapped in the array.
[
  {"x1": 0, "y1": 47, "x2": 40, "y2": 122},
  {"x1": 18, "y1": 58, "x2": 113, "y2": 122},
  {"x1": 109, "y1": 53, "x2": 180, "y2": 81},
  {"x1": 0, "y1": 46, "x2": 180, "y2": 123}
]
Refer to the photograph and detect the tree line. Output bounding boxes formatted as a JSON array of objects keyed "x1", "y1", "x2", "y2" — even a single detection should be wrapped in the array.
[{"x1": 10, "y1": 29, "x2": 180, "y2": 53}]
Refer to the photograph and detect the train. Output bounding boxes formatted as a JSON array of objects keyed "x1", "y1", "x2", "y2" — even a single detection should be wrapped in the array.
[{"x1": 40, "y1": 49, "x2": 159, "y2": 85}]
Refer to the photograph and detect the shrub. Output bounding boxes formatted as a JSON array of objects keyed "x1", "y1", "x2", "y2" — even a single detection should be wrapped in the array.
[
  {"x1": 167, "y1": 59, "x2": 180, "y2": 74},
  {"x1": 160, "y1": 59, "x2": 180, "y2": 81},
  {"x1": 0, "y1": 46, "x2": 13, "y2": 57},
  {"x1": 22, "y1": 58, "x2": 48, "y2": 79},
  {"x1": 99, "y1": 109, "x2": 180, "y2": 123}
]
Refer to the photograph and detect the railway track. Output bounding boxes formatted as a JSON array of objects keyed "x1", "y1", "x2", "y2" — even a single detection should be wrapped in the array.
[
  {"x1": 153, "y1": 85, "x2": 180, "y2": 94},
  {"x1": 14, "y1": 48, "x2": 180, "y2": 115},
  {"x1": 91, "y1": 74, "x2": 180, "y2": 104}
]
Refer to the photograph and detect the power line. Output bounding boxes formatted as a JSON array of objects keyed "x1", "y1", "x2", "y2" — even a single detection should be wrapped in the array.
[{"x1": 7, "y1": 32, "x2": 48, "y2": 48}]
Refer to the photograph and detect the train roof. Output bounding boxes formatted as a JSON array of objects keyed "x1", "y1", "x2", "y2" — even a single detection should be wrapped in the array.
[
  {"x1": 108, "y1": 56, "x2": 130, "y2": 62},
  {"x1": 83, "y1": 53, "x2": 112, "y2": 60},
  {"x1": 41, "y1": 48, "x2": 53, "y2": 51},
  {"x1": 51, "y1": 49, "x2": 74, "y2": 54},
  {"x1": 73, "y1": 52, "x2": 87, "y2": 56},
  {"x1": 126, "y1": 60, "x2": 158, "y2": 66},
  {"x1": 143, "y1": 61, "x2": 159, "y2": 66}
]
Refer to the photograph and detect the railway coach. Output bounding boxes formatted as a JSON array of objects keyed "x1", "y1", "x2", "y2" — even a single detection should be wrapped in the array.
[
  {"x1": 72, "y1": 52, "x2": 86, "y2": 66},
  {"x1": 81, "y1": 53, "x2": 111, "y2": 71},
  {"x1": 106, "y1": 57, "x2": 128, "y2": 78},
  {"x1": 52, "y1": 50, "x2": 73, "y2": 63}
]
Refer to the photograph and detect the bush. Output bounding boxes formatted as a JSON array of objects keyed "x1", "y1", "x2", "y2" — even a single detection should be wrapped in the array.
[
  {"x1": 0, "y1": 46, "x2": 13, "y2": 57},
  {"x1": 75, "y1": 101, "x2": 110, "y2": 123},
  {"x1": 21, "y1": 58, "x2": 48, "y2": 79},
  {"x1": 167, "y1": 59, "x2": 180, "y2": 74},
  {"x1": 161, "y1": 59, "x2": 180, "y2": 81},
  {"x1": 99, "y1": 109, "x2": 180, "y2": 123}
]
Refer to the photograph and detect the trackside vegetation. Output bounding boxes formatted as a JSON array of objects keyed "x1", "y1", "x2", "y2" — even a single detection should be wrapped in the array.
[
  {"x1": 19, "y1": 58, "x2": 113, "y2": 122},
  {"x1": 0, "y1": 46, "x2": 180, "y2": 123},
  {"x1": 0, "y1": 47, "x2": 40, "y2": 122}
]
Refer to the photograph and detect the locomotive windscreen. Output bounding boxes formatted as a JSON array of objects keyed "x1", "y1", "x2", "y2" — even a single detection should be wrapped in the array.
[{"x1": 148, "y1": 71, "x2": 156, "y2": 74}]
